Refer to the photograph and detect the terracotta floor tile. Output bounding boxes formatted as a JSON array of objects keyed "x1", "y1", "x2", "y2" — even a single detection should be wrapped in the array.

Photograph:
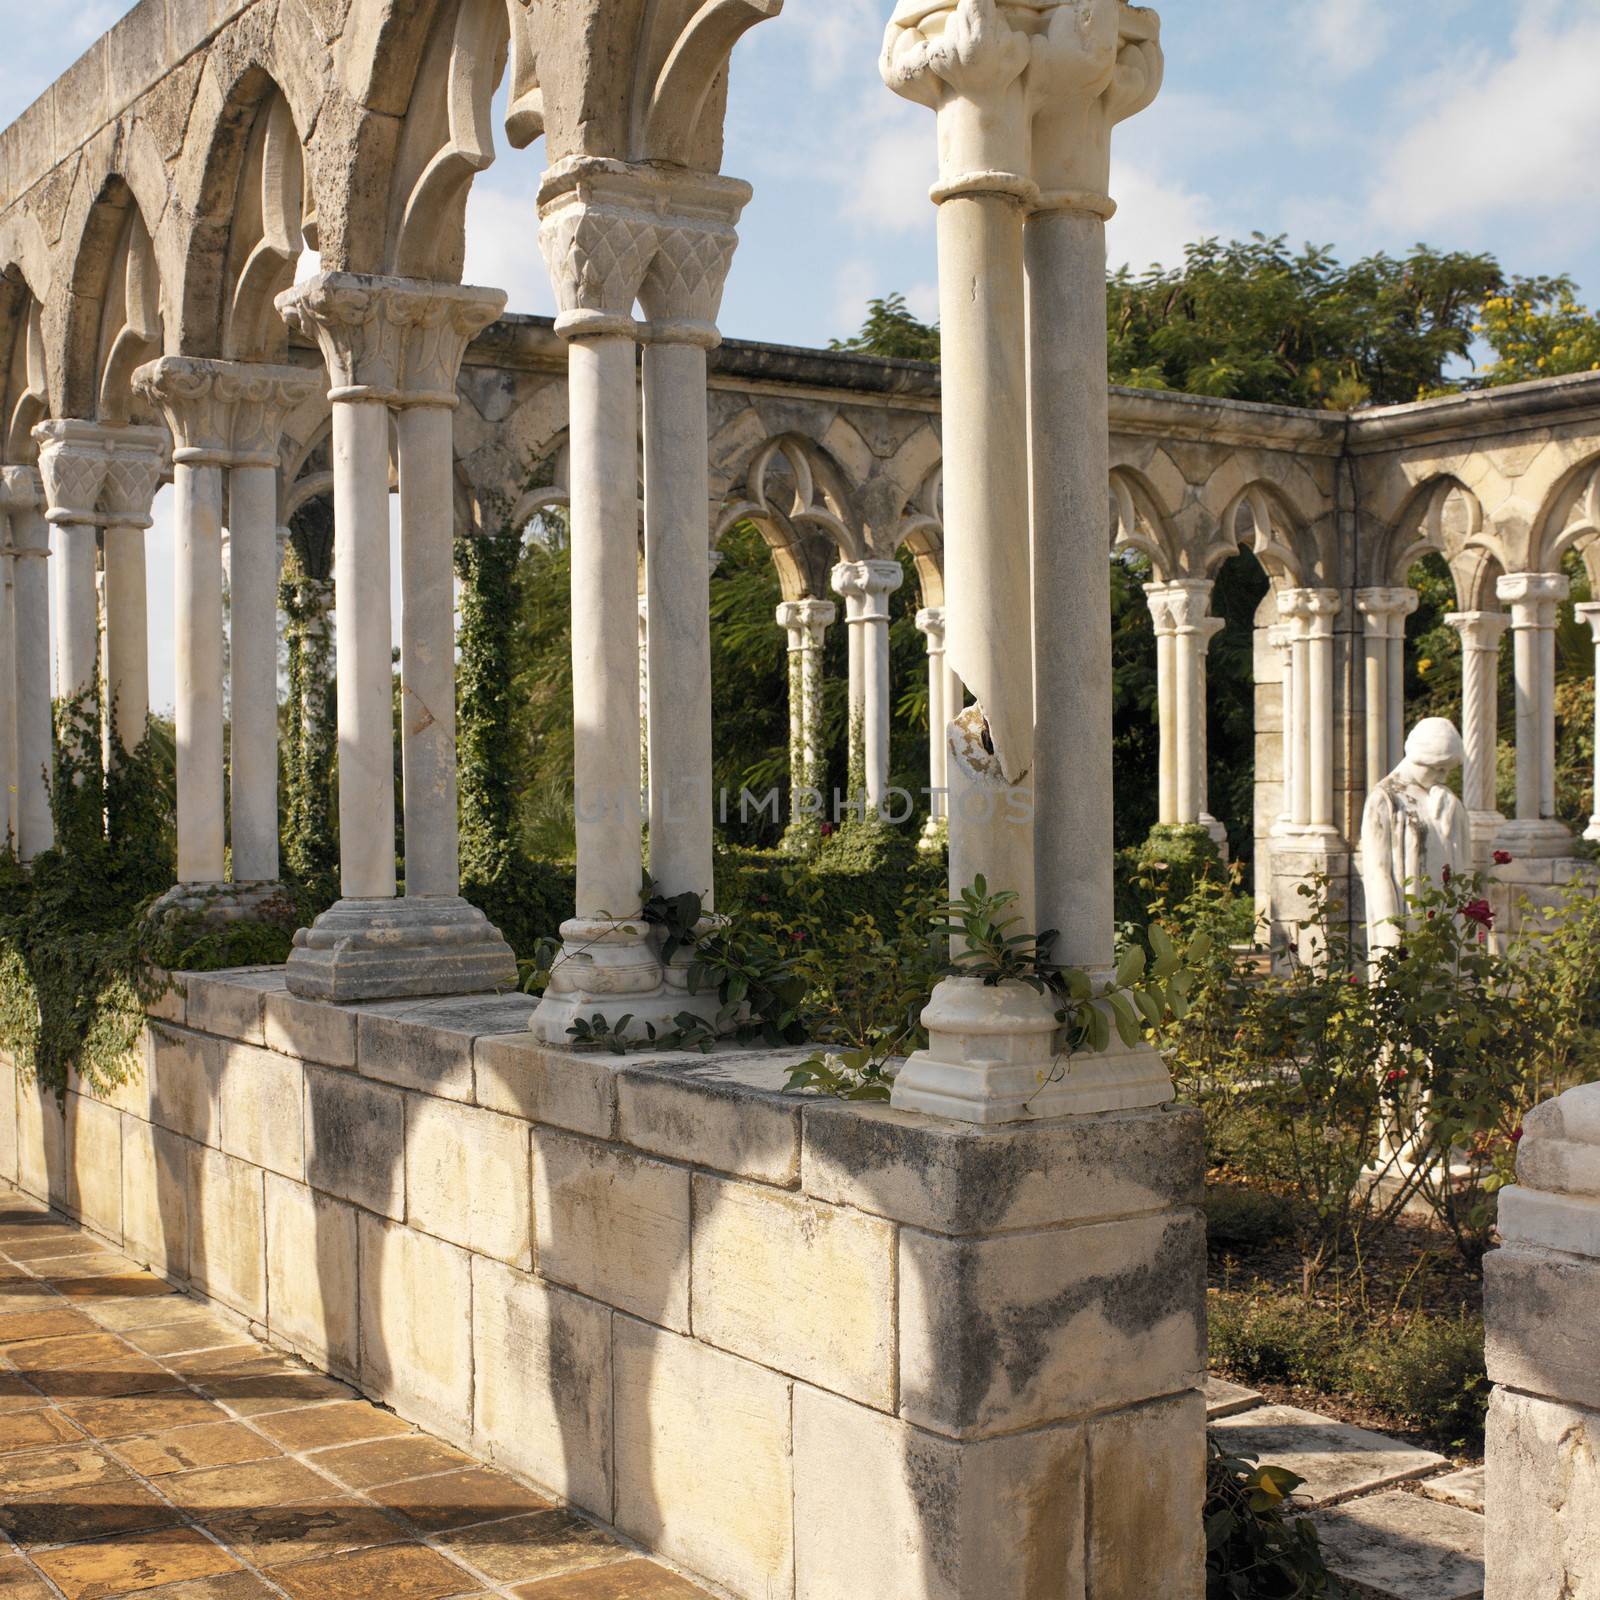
[
  {"x1": 372, "y1": 1466, "x2": 552, "y2": 1533},
  {"x1": 24, "y1": 1359, "x2": 190, "y2": 1402},
  {"x1": 0, "y1": 1371, "x2": 46, "y2": 1415},
  {"x1": 3, "y1": 1235, "x2": 104, "y2": 1262},
  {"x1": 0, "y1": 1554, "x2": 58, "y2": 1599},
  {"x1": 0, "y1": 1307, "x2": 96, "y2": 1344},
  {"x1": 38, "y1": 1256, "x2": 138, "y2": 1281},
  {"x1": 511, "y1": 1559, "x2": 713, "y2": 1599},
  {"x1": 55, "y1": 1273, "x2": 178, "y2": 1300},
  {"x1": 0, "y1": 1442, "x2": 124, "y2": 1497},
  {"x1": 163, "y1": 1346, "x2": 276, "y2": 1378},
  {"x1": 6, "y1": 1332, "x2": 141, "y2": 1368},
  {"x1": 202, "y1": 1498, "x2": 406, "y2": 1568},
  {"x1": 273, "y1": 1543, "x2": 481, "y2": 1600},
  {"x1": 253, "y1": 1402, "x2": 414, "y2": 1453},
  {"x1": 64, "y1": 1392, "x2": 229, "y2": 1441},
  {"x1": 90, "y1": 1297, "x2": 202, "y2": 1335},
  {"x1": 114, "y1": 1421, "x2": 278, "y2": 1478},
  {"x1": 132, "y1": 1573, "x2": 279, "y2": 1599},
  {"x1": 34, "y1": 1525, "x2": 239, "y2": 1600},
  {"x1": 309, "y1": 1434, "x2": 472, "y2": 1491},
  {"x1": 123, "y1": 1318, "x2": 244, "y2": 1359},
  {"x1": 204, "y1": 1371, "x2": 355, "y2": 1417},
  {"x1": 163, "y1": 1454, "x2": 344, "y2": 1512},
  {"x1": 0, "y1": 1406, "x2": 83, "y2": 1453},
  {"x1": 439, "y1": 1510, "x2": 627, "y2": 1584},
  {"x1": 0, "y1": 1473, "x2": 184, "y2": 1547}
]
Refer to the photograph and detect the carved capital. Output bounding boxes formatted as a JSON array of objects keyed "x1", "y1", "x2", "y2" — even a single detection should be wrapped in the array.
[
  {"x1": 134, "y1": 357, "x2": 322, "y2": 469},
  {"x1": 777, "y1": 598, "x2": 836, "y2": 648},
  {"x1": 915, "y1": 605, "x2": 947, "y2": 646},
  {"x1": 1278, "y1": 586, "x2": 1342, "y2": 637},
  {"x1": 0, "y1": 464, "x2": 41, "y2": 515},
  {"x1": 277, "y1": 273, "x2": 505, "y2": 406},
  {"x1": 1355, "y1": 585, "x2": 1420, "y2": 638},
  {"x1": 1497, "y1": 570, "x2": 1569, "y2": 630},
  {"x1": 882, "y1": 0, "x2": 1162, "y2": 210},
  {"x1": 1576, "y1": 602, "x2": 1600, "y2": 648},
  {"x1": 1144, "y1": 577, "x2": 1215, "y2": 636},
  {"x1": 832, "y1": 559, "x2": 906, "y2": 619},
  {"x1": 33, "y1": 419, "x2": 167, "y2": 529},
  {"x1": 1444, "y1": 610, "x2": 1510, "y2": 654}
]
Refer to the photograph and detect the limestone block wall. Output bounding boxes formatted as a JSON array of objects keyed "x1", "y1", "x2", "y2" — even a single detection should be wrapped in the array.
[{"x1": 0, "y1": 967, "x2": 1208, "y2": 1600}]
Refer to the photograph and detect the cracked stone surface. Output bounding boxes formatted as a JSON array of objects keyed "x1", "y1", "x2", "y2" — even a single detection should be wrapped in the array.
[
  {"x1": 1309, "y1": 1490, "x2": 1484, "y2": 1600},
  {"x1": 0, "y1": 1186, "x2": 711, "y2": 1599}
]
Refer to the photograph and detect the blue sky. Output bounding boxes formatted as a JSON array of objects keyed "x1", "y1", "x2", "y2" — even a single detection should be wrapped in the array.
[{"x1": 6, "y1": 0, "x2": 1600, "y2": 711}]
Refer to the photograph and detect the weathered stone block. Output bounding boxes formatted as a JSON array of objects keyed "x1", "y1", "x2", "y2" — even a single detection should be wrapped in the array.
[
  {"x1": 65, "y1": 1093, "x2": 123, "y2": 1240},
  {"x1": 404, "y1": 1096, "x2": 531, "y2": 1267},
  {"x1": 1497, "y1": 1184, "x2": 1600, "y2": 1258},
  {"x1": 187, "y1": 970, "x2": 284, "y2": 1044},
  {"x1": 899, "y1": 1210, "x2": 1205, "y2": 1438},
  {"x1": 471, "y1": 1254, "x2": 610, "y2": 1511},
  {"x1": 187, "y1": 1144, "x2": 266, "y2": 1320},
  {"x1": 16, "y1": 1076, "x2": 66, "y2": 1205},
  {"x1": 265, "y1": 1173, "x2": 357, "y2": 1376},
  {"x1": 614, "y1": 1318, "x2": 792, "y2": 1598},
  {"x1": 357, "y1": 997, "x2": 535, "y2": 1102},
  {"x1": 533, "y1": 1128, "x2": 690, "y2": 1331},
  {"x1": 146, "y1": 974, "x2": 186, "y2": 1025},
  {"x1": 304, "y1": 1064, "x2": 403, "y2": 1220},
  {"x1": 1315, "y1": 1489, "x2": 1485, "y2": 1600},
  {"x1": 793, "y1": 1385, "x2": 1083, "y2": 1600},
  {"x1": 264, "y1": 990, "x2": 357, "y2": 1068},
  {"x1": 1485, "y1": 1387, "x2": 1598, "y2": 1600},
  {"x1": 1086, "y1": 1392, "x2": 1206, "y2": 1600},
  {"x1": 121, "y1": 1116, "x2": 188, "y2": 1281},
  {"x1": 359, "y1": 1214, "x2": 472, "y2": 1442},
  {"x1": 54, "y1": 38, "x2": 108, "y2": 140},
  {"x1": 104, "y1": 0, "x2": 165, "y2": 114},
  {"x1": 1485, "y1": 1246, "x2": 1600, "y2": 1412},
  {"x1": 474, "y1": 1032, "x2": 617, "y2": 1139},
  {"x1": 803, "y1": 1101, "x2": 1201, "y2": 1235},
  {"x1": 148, "y1": 1024, "x2": 223, "y2": 1146},
  {"x1": 691, "y1": 1174, "x2": 895, "y2": 1408},
  {"x1": 219, "y1": 1043, "x2": 304, "y2": 1182},
  {"x1": 621, "y1": 1057, "x2": 801, "y2": 1186}
]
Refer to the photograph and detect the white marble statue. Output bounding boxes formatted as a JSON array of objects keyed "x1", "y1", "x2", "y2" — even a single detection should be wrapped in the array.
[{"x1": 1360, "y1": 717, "x2": 1472, "y2": 956}]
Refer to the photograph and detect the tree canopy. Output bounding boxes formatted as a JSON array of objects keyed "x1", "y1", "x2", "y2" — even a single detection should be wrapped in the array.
[{"x1": 836, "y1": 237, "x2": 1600, "y2": 407}]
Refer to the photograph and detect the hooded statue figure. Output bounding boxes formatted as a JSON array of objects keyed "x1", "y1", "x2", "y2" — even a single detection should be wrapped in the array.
[{"x1": 1360, "y1": 717, "x2": 1472, "y2": 959}]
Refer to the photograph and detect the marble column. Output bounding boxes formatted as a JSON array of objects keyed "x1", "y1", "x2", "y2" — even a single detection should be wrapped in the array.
[
  {"x1": 1277, "y1": 587, "x2": 1342, "y2": 837},
  {"x1": 1144, "y1": 579, "x2": 1225, "y2": 837},
  {"x1": 1356, "y1": 586, "x2": 1419, "y2": 791},
  {"x1": 777, "y1": 598, "x2": 835, "y2": 848},
  {"x1": 529, "y1": 165, "x2": 689, "y2": 1042},
  {"x1": 1268, "y1": 621, "x2": 1296, "y2": 834},
  {"x1": 0, "y1": 468, "x2": 53, "y2": 858},
  {"x1": 275, "y1": 277, "x2": 515, "y2": 998},
  {"x1": 915, "y1": 605, "x2": 949, "y2": 844},
  {"x1": 831, "y1": 559, "x2": 903, "y2": 818},
  {"x1": 639, "y1": 177, "x2": 748, "y2": 907},
  {"x1": 0, "y1": 494, "x2": 16, "y2": 842},
  {"x1": 1445, "y1": 610, "x2": 1510, "y2": 865},
  {"x1": 98, "y1": 439, "x2": 165, "y2": 759},
  {"x1": 1495, "y1": 571, "x2": 1571, "y2": 859},
  {"x1": 1575, "y1": 603, "x2": 1600, "y2": 843}
]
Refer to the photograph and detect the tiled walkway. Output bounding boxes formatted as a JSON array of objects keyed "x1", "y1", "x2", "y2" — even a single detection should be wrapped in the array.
[{"x1": 0, "y1": 1186, "x2": 709, "y2": 1600}]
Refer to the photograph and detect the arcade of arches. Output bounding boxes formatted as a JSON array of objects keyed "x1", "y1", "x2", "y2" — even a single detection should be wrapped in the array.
[{"x1": 1, "y1": 3, "x2": 1598, "y2": 1599}]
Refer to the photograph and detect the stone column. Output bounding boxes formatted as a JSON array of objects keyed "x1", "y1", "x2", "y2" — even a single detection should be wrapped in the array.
[
  {"x1": 915, "y1": 605, "x2": 949, "y2": 844},
  {"x1": 1147, "y1": 587, "x2": 1179, "y2": 826},
  {"x1": 1484, "y1": 1083, "x2": 1600, "y2": 1598},
  {"x1": 831, "y1": 562, "x2": 867, "y2": 810},
  {"x1": 1495, "y1": 571, "x2": 1571, "y2": 859},
  {"x1": 1144, "y1": 580, "x2": 1224, "y2": 837},
  {"x1": 0, "y1": 497, "x2": 15, "y2": 842},
  {"x1": 275, "y1": 278, "x2": 515, "y2": 998},
  {"x1": 1356, "y1": 586, "x2": 1419, "y2": 790},
  {"x1": 831, "y1": 559, "x2": 903, "y2": 818},
  {"x1": 33, "y1": 423, "x2": 111, "y2": 725},
  {"x1": 1578, "y1": 603, "x2": 1600, "y2": 842},
  {"x1": 777, "y1": 598, "x2": 835, "y2": 848},
  {"x1": 529, "y1": 164, "x2": 688, "y2": 1042},
  {"x1": 1268, "y1": 621, "x2": 1296, "y2": 834},
  {"x1": 98, "y1": 435, "x2": 164, "y2": 762},
  {"x1": 1445, "y1": 610, "x2": 1510, "y2": 865},
  {"x1": 0, "y1": 468, "x2": 53, "y2": 858},
  {"x1": 1278, "y1": 587, "x2": 1342, "y2": 837}
]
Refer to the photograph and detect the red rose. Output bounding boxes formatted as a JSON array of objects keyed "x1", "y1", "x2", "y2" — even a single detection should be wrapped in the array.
[
  {"x1": 1511, "y1": 1126, "x2": 1524, "y2": 1143},
  {"x1": 1493, "y1": 850, "x2": 1513, "y2": 865},
  {"x1": 1462, "y1": 898, "x2": 1494, "y2": 929},
  {"x1": 1442, "y1": 864, "x2": 1452, "y2": 884}
]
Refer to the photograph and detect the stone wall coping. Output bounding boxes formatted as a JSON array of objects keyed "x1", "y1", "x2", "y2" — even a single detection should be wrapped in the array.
[{"x1": 157, "y1": 966, "x2": 1204, "y2": 1236}]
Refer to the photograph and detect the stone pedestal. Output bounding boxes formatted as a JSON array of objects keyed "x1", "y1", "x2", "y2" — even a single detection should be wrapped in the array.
[{"x1": 1485, "y1": 1082, "x2": 1600, "y2": 1598}]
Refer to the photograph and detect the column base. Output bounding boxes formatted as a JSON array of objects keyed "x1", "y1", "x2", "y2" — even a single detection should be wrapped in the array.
[
  {"x1": 890, "y1": 976, "x2": 1174, "y2": 1125},
  {"x1": 1470, "y1": 809, "x2": 1507, "y2": 869},
  {"x1": 1493, "y1": 817, "x2": 1573, "y2": 860},
  {"x1": 147, "y1": 879, "x2": 301, "y2": 930},
  {"x1": 1200, "y1": 813, "x2": 1229, "y2": 857},
  {"x1": 285, "y1": 895, "x2": 517, "y2": 1002}
]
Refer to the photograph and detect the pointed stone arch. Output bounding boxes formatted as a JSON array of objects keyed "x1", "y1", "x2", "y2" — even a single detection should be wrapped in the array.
[
  {"x1": 1210, "y1": 481, "x2": 1308, "y2": 588},
  {"x1": 1109, "y1": 465, "x2": 1180, "y2": 579},
  {"x1": 0, "y1": 264, "x2": 49, "y2": 464}
]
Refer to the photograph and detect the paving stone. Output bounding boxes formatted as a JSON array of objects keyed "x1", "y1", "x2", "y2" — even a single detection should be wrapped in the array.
[
  {"x1": 163, "y1": 1454, "x2": 346, "y2": 1512},
  {"x1": 62, "y1": 1391, "x2": 230, "y2": 1441},
  {"x1": 33, "y1": 1526, "x2": 241, "y2": 1599},
  {"x1": 203, "y1": 1368, "x2": 354, "y2": 1418},
  {"x1": 1205, "y1": 1375, "x2": 1264, "y2": 1418},
  {"x1": 0, "y1": 1306, "x2": 94, "y2": 1343},
  {"x1": 511, "y1": 1559, "x2": 714, "y2": 1598},
  {"x1": 0, "y1": 1471, "x2": 183, "y2": 1546},
  {"x1": 438, "y1": 1509, "x2": 630, "y2": 1584},
  {"x1": 310, "y1": 1433, "x2": 473, "y2": 1491},
  {"x1": 113, "y1": 1420, "x2": 277, "y2": 1478},
  {"x1": 0, "y1": 1407, "x2": 81, "y2": 1452},
  {"x1": 371, "y1": 1465, "x2": 552, "y2": 1533},
  {"x1": 0, "y1": 1552, "x2": 56, "y2": 1598},
  {"x1": 1310, "y1": 1490, "x2": 1484, "y2": 1600},
  {"x1": 203, "y1": 1498, "x2": 407, "y2": 1568},
  {"x1": 1210, "y1": 1404, "x2": 1448, "y2": 1506},
  {"x1": 122, "y1": 1576, "x2": 278, "y2": 1599},
  {"x1": 0, "y1": 1442, "x2": 125, "y2": 1496},
  {"x1": 271, "y1": 1542, "x2": 483, "y2": 1600},
  {"x1": 1420, "y1": 1467, "x2": 1485, "y2": 1514},
  {"x1": 253, "y1": 1400, "x2": 414, "y2": 1454}
]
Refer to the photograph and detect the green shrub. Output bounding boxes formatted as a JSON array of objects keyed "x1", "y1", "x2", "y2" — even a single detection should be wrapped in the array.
[
  {"x1": 1205, "y1": 1183, "x2": 1296, "y2": 1254},
  {"x1": 1342, "y1": 1312, "x2": 1488, "y2": 1455},
  {"x1": 462, "y1": 855, "x2": 577, "y2": 966},
  {"x1": 1208, "y1": 1291, "x2": 1350, "y2": 1393},
  {"x1": 1206, "y1": 1435, "x2": 1343, "y2": 1598}
]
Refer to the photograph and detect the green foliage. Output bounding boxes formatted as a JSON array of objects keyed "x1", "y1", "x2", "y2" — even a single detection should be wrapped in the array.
[
  {"x1": 1109, "y1": 236, "x2": 1503, "y2": 407},
  {"x1": 829, "y1": 293, "x2": 940, "y2": 362},
  {"x1": 1476, "y1": 277, "x2": 1600, "y2": 386},
  {"x1": 280, "y1": 566, "x2": 337, "y2": 895},
  {"x1": 1205, "y1": 1183, "x2": 1296, "y2": 1254},
  {"x1": 1205, "y1": 1434, "x2": 1342, "y2": 1599}
]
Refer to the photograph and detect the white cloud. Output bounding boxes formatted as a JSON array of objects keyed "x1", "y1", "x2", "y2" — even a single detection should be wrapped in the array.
[
  {"x1": 1298, "y1": 0, "x2": 1394, "y2": 79},
  {"x1": 1370, "y1": 6, "x2": 1600, "y2": 244},
  {"x1": 841, "y1": 115, "x2": 938, "y2": 235},
  {"x1": 463, "y1": 178, "x2": 556, "y2": 319},
  {"x1": 1106, "y1": 165, "x2": 1216, "y2": 275}
]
